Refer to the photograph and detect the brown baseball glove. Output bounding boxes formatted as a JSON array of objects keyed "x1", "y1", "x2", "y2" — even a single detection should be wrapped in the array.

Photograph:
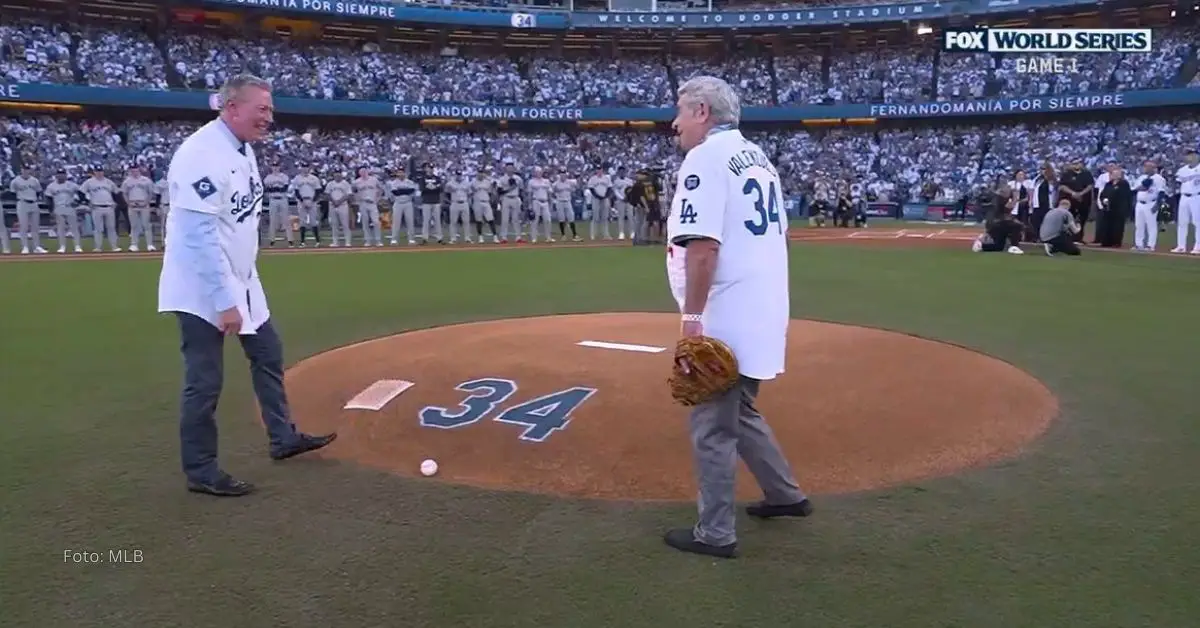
[{"x1": 669, "y1": 336, "x2": 739, "y2": 406}]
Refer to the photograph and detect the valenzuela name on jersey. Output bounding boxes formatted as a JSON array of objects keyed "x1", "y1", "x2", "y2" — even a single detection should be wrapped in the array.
[
  {"x1": 727, "y1": 149, "x2": 778, "y2": 178},
  {"x1": 944, "y1": 28, "x2": 1152, "y2": 54}
]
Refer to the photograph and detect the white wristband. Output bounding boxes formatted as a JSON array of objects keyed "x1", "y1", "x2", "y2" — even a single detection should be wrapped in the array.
[{"x1": 681, "y1": 313, "x2": 703, "y2": 323}]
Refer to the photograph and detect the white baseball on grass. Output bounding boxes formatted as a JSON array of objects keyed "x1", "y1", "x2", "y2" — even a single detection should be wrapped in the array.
[{"x1": 420, "y1": 459, "x2": 438, "y2": 476}]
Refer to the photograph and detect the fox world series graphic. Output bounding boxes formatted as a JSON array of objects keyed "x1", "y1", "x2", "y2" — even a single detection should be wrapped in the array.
[{"x1": 944, "y1": 28, "x2": 1153, "y2": 54}]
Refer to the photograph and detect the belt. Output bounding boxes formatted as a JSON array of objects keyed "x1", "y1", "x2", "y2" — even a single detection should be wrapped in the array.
[
  {"x1": 94, "y1": 204, "x2": 114, "y2": 208},
  {"x1": 1184, "y1": 193, "x2": 1196, "y2": 197}
]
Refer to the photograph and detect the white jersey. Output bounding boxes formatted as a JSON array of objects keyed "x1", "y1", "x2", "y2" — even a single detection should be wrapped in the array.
[
  {"x1": 158, "y1": 118, "x2": 269, "y2": 335},
  {"x1": 666, "y1": 128, "x2": 788, "y2": 380},
  {"x1": 1175, "y1": 164, "x2": 1200, "y2": 195},
  {"x1": 1131, "y1": 173, "x2": 1167, "y2": 198}
]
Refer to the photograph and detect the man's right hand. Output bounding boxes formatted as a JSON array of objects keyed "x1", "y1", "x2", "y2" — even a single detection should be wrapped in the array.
[{"x1": 218, "y1": 307, "x2": 243, "y2": 336}]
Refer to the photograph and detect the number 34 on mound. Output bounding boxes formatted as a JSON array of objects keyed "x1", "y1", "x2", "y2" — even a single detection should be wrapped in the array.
[
  {"x1": 346, "y1": 378, "x2": 596, "y2": 443},
  {"x1": 420, "y1": 379, "x2": 596, "y2": 443}
]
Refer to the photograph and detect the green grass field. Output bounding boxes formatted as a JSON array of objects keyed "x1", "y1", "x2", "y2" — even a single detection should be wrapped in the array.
[{"x1": 3, "y1": 241, "x2": 1200, "y2": 627}]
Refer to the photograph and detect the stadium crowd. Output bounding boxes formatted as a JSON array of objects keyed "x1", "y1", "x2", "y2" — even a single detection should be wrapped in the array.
[
  {"x1": 5, "y1": 114, "x2": 1200, "y2": 210},
  {"x1": 4, "y1": 16, "x2": 1200, "y2": 210},
  {"x1": 3, "y1": 19, "x2": 1198, "y2": 107}
]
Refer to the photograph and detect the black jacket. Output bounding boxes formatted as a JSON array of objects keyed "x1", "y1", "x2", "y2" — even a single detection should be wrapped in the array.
[{"x1": 1099, "y1": 179, "x2": 1133, "y2": 215}]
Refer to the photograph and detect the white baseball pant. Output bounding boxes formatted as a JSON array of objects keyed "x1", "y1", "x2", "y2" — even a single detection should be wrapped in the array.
[
  {"x1": 1176, "y1": 194, "x2": 1200, "y2": 252},
  {"x1": 1134, "y1": 201, "x2": 1158, "y2": 250}
]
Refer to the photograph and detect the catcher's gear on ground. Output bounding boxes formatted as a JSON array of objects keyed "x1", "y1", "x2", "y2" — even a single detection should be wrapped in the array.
[{"x1": 670, "y1": 336, "x2": 740, "y2": 406}]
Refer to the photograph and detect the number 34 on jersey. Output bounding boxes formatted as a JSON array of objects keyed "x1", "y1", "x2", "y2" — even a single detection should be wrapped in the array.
[{"x1": 675, "y1": 177, "x2": 784, "y2": 237}]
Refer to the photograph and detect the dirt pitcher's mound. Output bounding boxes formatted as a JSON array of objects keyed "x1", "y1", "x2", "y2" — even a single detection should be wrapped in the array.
[{"x1": 285, "y1": 313, "x2": 1057, "y2": 500}]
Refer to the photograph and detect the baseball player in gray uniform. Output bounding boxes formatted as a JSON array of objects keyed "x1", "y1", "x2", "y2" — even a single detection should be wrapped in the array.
[
  {"x1": 0, "y1": 191, "x2": 8, "y2": 254},
  {"x1": 388, "y1": 168, "x2": 419, "y2": 245},
  {"x1": 80, "y1": 168, "x2": 120, "y2": 252},
  {"x1": 45, "y1": 170, "x2": 83, "y2": 253},
  {"x1": 325, "y1": 171, "x2": 354, "y2": 247},
  {"x1": 552, "y1": 170, "x2": 580, "y2": 242},
  {"x1": 262, "y1": 165, "x2": 294, "y2": 247},
  {"x1": 354, "y1": 167, "x2": 384, "y2": 247},
  {"x1": 497, "y1": 162, "x2": 524, "y2": 243},
  {"x1": 586, "y1": 165, "x2": 614, "y2": 241},
  {"x1": 155, "y1": 175, "x2": 170, "y2": 242},
  {"x1": 290, "y1": 165, "x2": 322, "y2": 247},
  {"x1": 471, "y1": 170, "x2": 499, "y2": 244},
  {"x1": 613, "y1": 165, "x2": 635, "y2": 240},
  {"x1": 445, "y1": 169, "x2": 473, "y2": 244},
  {"x1": 9, "y1": 167, "x2": 45, "y2": 254},
  {"x1": 527, "y1": 167, "x2": 554, "y2": 243},
  {"x1": 121, "y1": 166, "x2": 158, "y2": 251}
]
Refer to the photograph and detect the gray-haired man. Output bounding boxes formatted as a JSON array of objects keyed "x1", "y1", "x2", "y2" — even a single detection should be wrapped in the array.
[
  {"x1": 158, "y1": 75, "x2": 335, "y2": 497},
  {"x1": 663, "y1": 76, "x2": 811, "y2": 559}
]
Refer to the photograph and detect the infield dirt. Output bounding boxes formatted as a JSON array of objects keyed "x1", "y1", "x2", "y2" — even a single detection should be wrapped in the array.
[{"x1": 284, "y1": 313, "x2": 1058, "y2": 501}]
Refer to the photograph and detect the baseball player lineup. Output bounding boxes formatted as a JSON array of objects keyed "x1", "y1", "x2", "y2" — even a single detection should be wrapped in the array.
[
  {"x1": 0, "y1": 161, "x2": 668, "y2": 254},
  {"x1": 234, "y1": 161, "x2": 657, "y2": 249}
]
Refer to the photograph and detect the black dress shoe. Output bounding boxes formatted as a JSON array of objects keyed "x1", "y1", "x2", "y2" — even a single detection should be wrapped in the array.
[
  {"x1": 663, "y1": 528, "x2": 738, "y2": 559},
  {"x1": 187, "y1": 472, "x2": 255, "y2": 497},
  {"x1": 270, "y1": 432, "x2": 337, "y2": 460},
  {"x1": 746, "y1": 498, "x2": 814, "y2": 519}
]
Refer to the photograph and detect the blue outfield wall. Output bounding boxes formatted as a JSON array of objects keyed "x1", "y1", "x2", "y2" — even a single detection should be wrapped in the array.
[
  {"x1": 198, "y1": 0, "x2": 1098, "y2": 29},
  {"x1": 3, "y1": 83, "x2": 1199, "y2": 122}
]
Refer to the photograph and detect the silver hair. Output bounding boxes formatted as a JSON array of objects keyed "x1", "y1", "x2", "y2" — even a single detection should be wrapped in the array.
[
  {"x1": 677, "y1": 75, "x2": 741, "y2": 127},
  {"x1": 218, "y1": 74, "x2": 272, "y2": 109}
]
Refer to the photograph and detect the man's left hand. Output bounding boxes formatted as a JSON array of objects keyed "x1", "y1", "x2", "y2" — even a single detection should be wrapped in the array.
[{"x1": 681, "y1": 320, "x2": 703, "y2": 338}]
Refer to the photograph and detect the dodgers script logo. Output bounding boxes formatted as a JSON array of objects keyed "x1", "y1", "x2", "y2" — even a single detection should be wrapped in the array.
[{"x1": 231, "y1": 176, "x2": 264, "y2": 224}]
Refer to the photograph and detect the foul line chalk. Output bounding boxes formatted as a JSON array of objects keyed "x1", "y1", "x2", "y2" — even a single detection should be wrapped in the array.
[
  {"x1": 344, "y1": 379, "x2": 415, "y2": 411},
  {"x1": 577, "y1": 340, "x2": 666, "y2": 354}
]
